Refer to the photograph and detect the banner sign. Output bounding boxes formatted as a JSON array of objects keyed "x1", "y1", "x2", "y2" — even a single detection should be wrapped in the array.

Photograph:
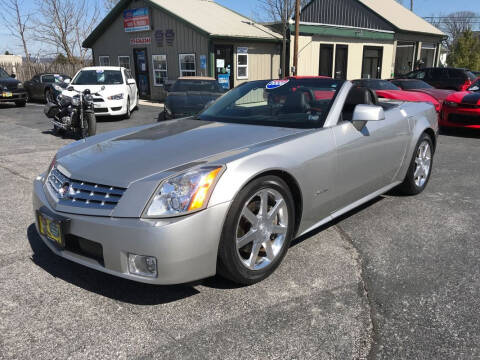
[
  {"x1": 130, "y1": 37, "x2": 151, "y2": 46},
  {"x1": 124, "y1": 8, "x2": 150, "y2": 32}
]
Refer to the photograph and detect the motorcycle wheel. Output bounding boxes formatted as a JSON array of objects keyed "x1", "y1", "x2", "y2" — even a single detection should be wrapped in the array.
[{"x1": 86, "y1": 112, "x2": 97, "y2": 137}]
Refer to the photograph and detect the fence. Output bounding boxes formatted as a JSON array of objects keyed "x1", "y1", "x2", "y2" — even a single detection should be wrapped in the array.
[{"x1": 0, "y1": 62, "x2": 91, "y2": 82}]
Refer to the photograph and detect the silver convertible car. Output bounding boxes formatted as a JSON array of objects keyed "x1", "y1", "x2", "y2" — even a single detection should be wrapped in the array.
[{"x1": 33, "y1": 78, "x2": 438, "y2": 285}]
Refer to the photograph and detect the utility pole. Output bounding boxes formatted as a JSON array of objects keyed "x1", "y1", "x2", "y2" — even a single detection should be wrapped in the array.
[
  {"x1": 293, "y1": 0, "x2": 300, "y2": 75},
  {"x1": 410, "y1": 0, "x2": 413, "y2": 11}
]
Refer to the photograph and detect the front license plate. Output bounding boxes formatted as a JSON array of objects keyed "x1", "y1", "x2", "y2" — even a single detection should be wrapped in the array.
[
  {"x1": 2, "y1": 92, "x2": 13, "y2": 98},
  {"x1": 37, "y1": 211, "x2": 65, "y2": 248}
]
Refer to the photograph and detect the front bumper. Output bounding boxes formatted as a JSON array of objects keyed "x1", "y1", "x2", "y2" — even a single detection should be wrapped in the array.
[
  {"x1": 0, "y1": 89, "x2": 27, "y2": 103},
  {"x1": 441, "y1": 106, "x2": 480, "y2": 129},
  {"x1": 32, "y1": 177, "x2": 231, "y2": 285},
  {"x1": 93, "y1": 98, "x2": 128, "y2": 116}
]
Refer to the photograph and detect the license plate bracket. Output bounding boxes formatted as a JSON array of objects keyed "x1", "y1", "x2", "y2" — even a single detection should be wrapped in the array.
[{"x1": 36, "y1": 210, "x2": 69, "y2": 248}]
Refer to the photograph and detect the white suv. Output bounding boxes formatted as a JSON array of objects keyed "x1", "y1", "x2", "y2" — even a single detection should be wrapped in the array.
[{"x1": 68, "y1": 66, "x2": 139, "y2": 118}]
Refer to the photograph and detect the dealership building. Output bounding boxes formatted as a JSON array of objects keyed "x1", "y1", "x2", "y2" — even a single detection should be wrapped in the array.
[
  {"x1": 289, "y1": 0, "x2": 446, "y2": 80},
  {"x1": 83, "y1": 0, "x2": 282, "y2": 100}
]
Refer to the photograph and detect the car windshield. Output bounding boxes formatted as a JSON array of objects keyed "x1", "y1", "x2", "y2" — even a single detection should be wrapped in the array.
[
  {"x1": 393, "y1": 80, "x2": 433, "y2": 90},
  {"x1": 72, "y1": 70, "x2": 123, "y2": 85},
  {"x1": 198, "y1": 79, "x2": 343, "y2": 128},
  {"x1": 353, "y1": 80, "x2": 400, "y2": 90},
  {"x1": 172, "y1": 80, "x2": 220, "y2": 92},
  {"x1": 43, "y1": 74, "x2": 70, "y2": 84},
  {"x1": 0, "y1": 68, "x2": 10, "y2": 79}
]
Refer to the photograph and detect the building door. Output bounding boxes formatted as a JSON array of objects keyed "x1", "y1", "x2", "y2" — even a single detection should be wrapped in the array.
[
  {"x1": 214, "y1": 45, "x2": 234, "y2": 89},
  {"x1": 133, "y1": 48, "x2": 150, "y2": 99},
  {"x1": 362, "y1": 46, "x2": 383, "y2": 79},
  {"x1": 319, "y1": 44, "x2": 333, "y2": 77},
  {"x1": 334, "y1": 45, "x2": 348, "y2": 80}
]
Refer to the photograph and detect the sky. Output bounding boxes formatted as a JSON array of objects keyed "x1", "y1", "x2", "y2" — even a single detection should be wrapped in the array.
[{"x1": 0, "y1": 0, "x2": 479, "y2": 56}]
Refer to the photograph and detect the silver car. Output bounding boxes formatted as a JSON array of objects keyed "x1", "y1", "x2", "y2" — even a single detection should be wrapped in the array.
[{"x1": 33, "y1": 78, "x2": 438, "y2": 285}]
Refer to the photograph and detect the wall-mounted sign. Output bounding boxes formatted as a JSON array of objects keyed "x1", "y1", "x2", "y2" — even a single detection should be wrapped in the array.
[
  {"x1": 200, "y1": 55, "x2": 207, "y2": 70},
  {"x1": 165, "y1": 29, "x2": 175, "y2": 46},
  {"x1": 130, "y1": 37, "x2": 151, "y2": 46},
  {"x1": 124, "y1": 8, "x2": 150, "y2": 33},
  {"x1": 154, "y1": 30, "x2": 164, "y2": 47},
  {"x1": 237, "y1": 47, "x2": 248, "y2": 54}
]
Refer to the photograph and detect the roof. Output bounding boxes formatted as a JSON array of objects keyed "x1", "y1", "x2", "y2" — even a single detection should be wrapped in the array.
[
  {"x1": 83, "y1": 0, "x2": 281, "y2": 48},
  {"x1": 356, "y1": 0, "x2": 445, "y2": 36},
  {"x1": 178, "y1": 76, "x2": 216, "y2": 81}
]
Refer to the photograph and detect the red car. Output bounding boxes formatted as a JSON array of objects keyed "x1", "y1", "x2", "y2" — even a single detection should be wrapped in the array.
[
  {"x1": 353, "y1": 79, "x2": 441, "y2": 112},
  {"x1": 440, "y1": 78, "x2": 480, "y2": 129},
  {"x1": 390, "y1": 79, "x2": 454, "y2": 106}
]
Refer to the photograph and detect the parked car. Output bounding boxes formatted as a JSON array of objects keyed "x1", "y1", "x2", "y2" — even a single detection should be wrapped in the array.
[
  {"x1": 440, "y1": 77, "x2": 480, "y2": 129},
  {"x1": 69, "y1": 66, "x2": 138, "y2": 118},
  {"x1": 33, "y1": 78, "x2": 438, "y2": 285},
  {"x1": 0, "y1": 67, "x2": 27, "y2": 107},
  {"x1": 390, "y1": 79, "x2": 454, "y2": 105},
  {"x1": 400, "y1": 68, "x2": 477, "y2": 91},
  {"x1": 353, "y1": 79, "x2": 441, "y2": 112},
  {"x1": 24, "y1": 73, "x2": 71, "y2": 103},
  {"x1": 160, "y1": 77, "x2": 225, "y2": 120}
]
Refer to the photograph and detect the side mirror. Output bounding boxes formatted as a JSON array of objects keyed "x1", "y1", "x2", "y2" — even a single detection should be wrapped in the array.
[
  {"x1": 64, "y1": 78, "x2": 71, "y2": 84},
  {"x1": 127, "y1": 78, "x2": 136, "y2": 85},
  {"x1": 468, "y1": 85, "x2": 479, "y2": 92},
  {"x1": 10, "y1": 73, "x2": 16, "y2": 78},
  {"x1": 352, "y1": 104, "x2": 385, "y2": 122},
  {"x1": 67, "y1": 86, "x2": 74, "y2": 91}
]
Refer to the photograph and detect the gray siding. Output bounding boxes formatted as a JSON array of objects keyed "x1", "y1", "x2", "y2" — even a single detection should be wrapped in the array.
[{"x1": 300, "y1": 0, "x2": 394, "y2": 32}]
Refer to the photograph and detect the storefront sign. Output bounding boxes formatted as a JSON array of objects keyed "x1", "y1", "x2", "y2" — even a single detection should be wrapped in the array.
[
  {"x1": 124, "y1": 8, "x2": 150, "y2": 32},
  {"x1": 154, "y1": 30, "x2": 164, "y2": 47},
  {"x1": 165, "y1": 29, "x2": 175, "y2": 46},
  {"x1": 200, "y1": 55, "x2": 207, "y2": 70},
  {"x1": 130, "y1": 37, "x2": 151, "y2": 46}
]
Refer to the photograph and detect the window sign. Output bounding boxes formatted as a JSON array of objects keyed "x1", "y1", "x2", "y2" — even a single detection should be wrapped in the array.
[
  {"x1": 123, "y1": 8, "x2": 150, "y2": 32},
  {"x1": 179, "y1": 54, "x2": 196, "y2": 77},
  {"x1": 216, "y1": 59, "x2": 225, "y2": 68},
  {"x1": 200, "y1": 55, "x2": 207, "y2": 70},
  {"x1": 152, "y1": 55, "x2": 168, "y2": 86}
]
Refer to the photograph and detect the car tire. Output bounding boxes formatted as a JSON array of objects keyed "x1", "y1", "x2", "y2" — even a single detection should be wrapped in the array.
[
  {"x1": 124, "y1": 98, "x2": 131, "y2": 119},
  {"x1": 15, "y1": 101, "x2": 26, "y2": 107},
  {"x1": 397, "y1": 133, "x2": 434, "y2": 195},
  {"x1": 217, "y1": 175, "x2": 295, "y2": 285},
  {"x1": 44, "y1": 89, "x2": 53, "y2": 103},
  {"x1": 158, "y1": 111, "x2": 166, "y2": 122}
]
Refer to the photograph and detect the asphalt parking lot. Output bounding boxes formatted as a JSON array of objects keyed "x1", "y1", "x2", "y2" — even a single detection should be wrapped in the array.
[{"x1": 0, "y1": 102, "x2": 478, "y2": 359}]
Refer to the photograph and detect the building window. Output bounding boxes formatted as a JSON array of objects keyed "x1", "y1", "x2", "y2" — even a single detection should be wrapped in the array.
[
  {"x1": 99, "y1": 56, "x2": 110, "y2": 66},
  {"x1": 319, "y1": 44, "x2": 334, "y2": 77},
  {"x1": 152, "y1": 54, "x2": 168, "y2": 86},
  {"x1": 237, "y1": 47, "x2": 248, "y2": 79},
  {"x1": 118, "y1": 56, "x2": 130, "y2": 69},
  {"x1": 179, "y1": 54, "x2": 196, "y2": 77},
  {"x1": 334, "y1": 45, "x2": 348, "y2": 80},
  {"x1": 395, "y1": 42, "x2": 415, "y2": 77},
  {"x1": 420, "y1": 43, "x2": 436, "y2": 68}
]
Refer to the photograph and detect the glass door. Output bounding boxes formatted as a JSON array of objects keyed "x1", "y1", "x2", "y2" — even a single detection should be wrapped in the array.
[
  {"x1": 133, "y1": 48, "x2": 150, "y2": 98},
  {"x1": 334, "y1": 45, "x2": 348, "y2": 80},
  {"x1": 362, "y1": 46, "x2": 383, "y2": 79},
  {"x1": 319, "y1": 44, "x2": 334, "y2": 77}
]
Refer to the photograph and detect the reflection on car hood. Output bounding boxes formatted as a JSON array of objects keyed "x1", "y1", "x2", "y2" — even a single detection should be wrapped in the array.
[{"x1": 56, "y1": 118, "x2": 309, "y2": 187}]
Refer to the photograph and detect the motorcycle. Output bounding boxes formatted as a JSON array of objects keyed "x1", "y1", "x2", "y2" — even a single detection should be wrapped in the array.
[{"x1": 44, "y1": 86, "x2": 97, "y2": 138}]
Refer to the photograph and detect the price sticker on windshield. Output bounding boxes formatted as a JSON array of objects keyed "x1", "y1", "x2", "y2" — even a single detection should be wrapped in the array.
[{"x1": 266, "y1": 79, "x2": 289, "y2": 90}]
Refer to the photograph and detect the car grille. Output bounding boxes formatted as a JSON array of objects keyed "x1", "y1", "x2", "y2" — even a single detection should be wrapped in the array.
[
  {"x1": 93, "y1": 98, "x2": 104, "y2": 103},
  {"x1": 94, "y1": 108, "x2": 108, "y2": 113},
  {"x1": 46, "y1": 167, "x2": 126, "y2": 210},
  {"x1": 448, "y1": 114, "x2": 480, "y2": 125}
]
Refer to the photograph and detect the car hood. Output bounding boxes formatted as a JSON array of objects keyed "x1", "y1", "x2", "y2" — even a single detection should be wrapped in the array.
[
  {"x1": 0, "y1": 77, "x2": 20, "y2": 90},
  {"x1": 67, "y1": 84, "x2": 125, "y2": 96},
  {"x1": 56, "y1": 119, "x2": 308, "y2": 188},
  {"x1": 410, "y1": 89, "x2": 455, "y2": 102},
  {"x1": 445, "y1": 91, "x2": 480, "y2": 105}
]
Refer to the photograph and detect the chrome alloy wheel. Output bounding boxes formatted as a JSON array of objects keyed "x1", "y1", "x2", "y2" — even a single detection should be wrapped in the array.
[
  {"x1": 235, "y1": 188, "x2": 289, "y2": 271},
  {"x1": 414, "y1": 140, "x2": 432, "y2": 187}
]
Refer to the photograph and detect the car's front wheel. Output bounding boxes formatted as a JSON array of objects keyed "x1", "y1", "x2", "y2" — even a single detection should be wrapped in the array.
[
  {"x1": 124, "y1": 97, "x2": 131, "y2": 119},
  {"x1": 397, "y1": 133, "x2": 434, "y2": 195},
  {"x1": 217, "y1": 176, "x2": 295, "y2": 285}
]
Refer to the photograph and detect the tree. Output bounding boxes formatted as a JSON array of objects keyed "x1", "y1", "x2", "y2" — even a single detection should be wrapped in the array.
[
  {"x1": 0, "y1": 0, "x2": 32, "y2": 72},
  {"x1": 104, "y1": 0, "x2": 119, "y2": 12},
  {"x1": 4, "y1": 51, "x2": 11, "y2": 55},
  {"x1": 35, "y1": 0, "x2": 100, "y2": 64},
  {"x1": 257, "y1": 0, "x2": 308, "y2": 77},
  {"x1": 447, "y1": 30, "x2": 480, "y2": 70},
  {"x1": 427, "y1": 12, "x2": 479, "y2": 51}
]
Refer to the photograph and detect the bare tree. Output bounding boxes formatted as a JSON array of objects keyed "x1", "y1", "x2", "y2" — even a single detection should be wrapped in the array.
[
  {"x1": 35, "y1": 0, "x2": 100, "y2": 64},
  {"x1": 258, "y1": 0, "x2": 308, "y2": 77},
  {"x1": 427, "y1": 12, "x2": 479, "y2": 51},
  {"x1": 104, "y1": 0, "x2": 119, "y2": 12},
  {"x1": 0, "y1": 0, "x2": 33, "y2": 74}
]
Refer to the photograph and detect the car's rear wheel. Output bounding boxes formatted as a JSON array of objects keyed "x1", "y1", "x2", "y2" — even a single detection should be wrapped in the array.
[
  {"x1": 217, "y1": 176, "x2": 295, "y2": 285},
  {"x1": 397, "y1": 133, "x2": 433, "y2": 195}
]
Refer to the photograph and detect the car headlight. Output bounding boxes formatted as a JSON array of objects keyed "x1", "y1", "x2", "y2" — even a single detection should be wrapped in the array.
[
  {"x1": 71, "y1": 96, "x2": 80, "y2": 106},
  {"x1": 44, "y1": 154, "x2": 56, "y2": 183},
  {"x1": 143, "y1": 166, "x2": 225, "y2": 218},
  {"x1": 444, "y1": 101, "x2": 458, "y2": 107},
  {"x1": 108, "y1": 93, "x2": 124, "y2": 100}
]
